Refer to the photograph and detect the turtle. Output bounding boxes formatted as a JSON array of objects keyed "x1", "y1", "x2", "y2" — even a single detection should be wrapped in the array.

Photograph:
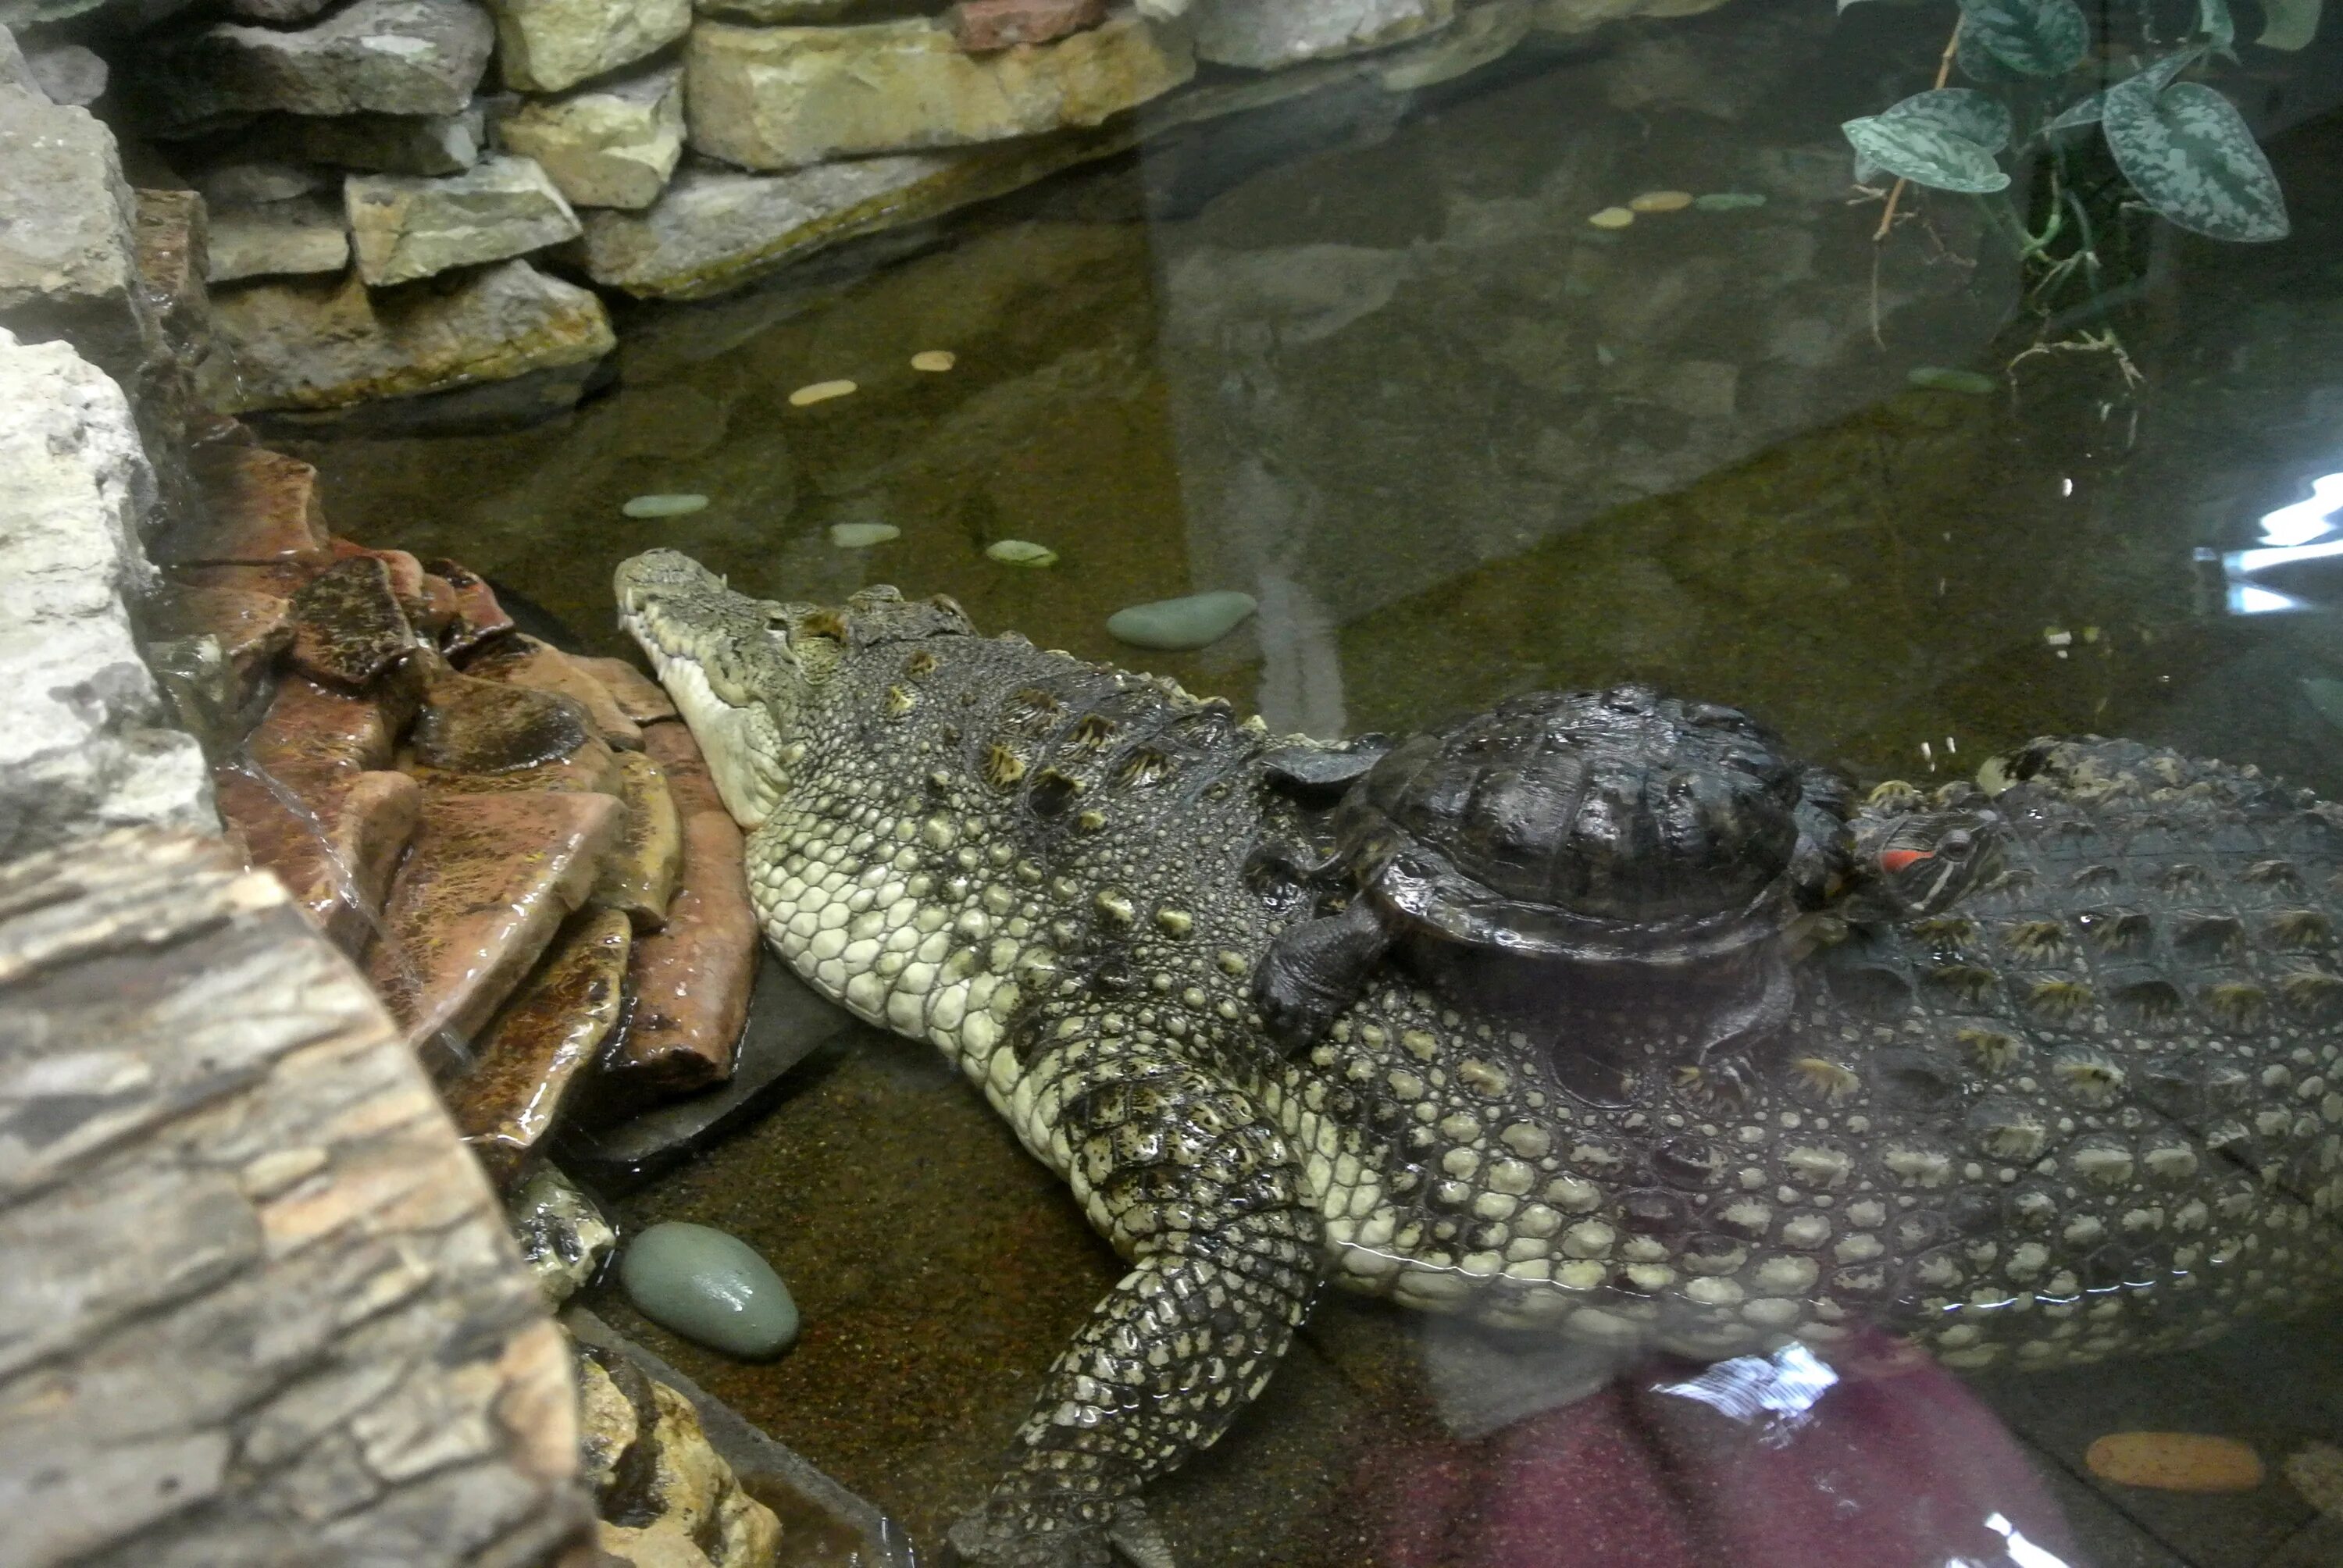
[{"x1": 1250, "y1": 684, "x2": 2001, "y2": 1053}]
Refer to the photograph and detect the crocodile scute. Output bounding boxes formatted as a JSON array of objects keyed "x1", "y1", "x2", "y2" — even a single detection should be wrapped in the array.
[{"x1": 614, "y1": 550, "x2": 2343, "y2": 1567}]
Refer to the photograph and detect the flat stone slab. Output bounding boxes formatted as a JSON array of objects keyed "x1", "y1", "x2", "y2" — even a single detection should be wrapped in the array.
[
  {"x1": 0, "y1": 829, "x2": 590, "y2": 1567},
  {"x1": 953, "y1": 0, "x2": 1107, "y2": 49},
  {"x1": 134, "y1": 0, "x2": 495, "y2": 133},
  {"x1": 255, "y1": 105, "x2": 487, "y2": 175},
  {"x1": 574, "y1": 656, "x2": 678, "y2": 723},
  {"x1": 206, "y1": 194, "x2": 351, "y2": 283},
  {"x1": 155, "y1": 442, "x2": 333, "y2": 566},
  {"x1": 494, "y1": 63, "x2": 683, "y2": 212},
  {"x1": 205, "y1": 257, "x2": 613, "y2": 413},
  {"x1": 594, "y1": 749, "x2": 683, "y2": 928},
  {"x1": 215, "y1": 762, "x2": 421, "y2": 950},
  {"x1": 1193, "y1": 0, "x2": 1457, "y2": 68},
  {"x1": 368, "y1": 788, "x2": 623, "y2": 1053},
  {"x1": 348, "y1": 155, "x2": 583, "y2": 287},
  {"x1": 684, "y1": 9, "x2": 1193, "y2": 170},
  {"x1": 589, "y1": 808, "x2": 756, "y2": 1102},
  {"x1": 451, "y1": 905, "x2": 633, "y2": 1185},
  {"x1": 490, "y1": 0, "x2": 691, "y2": 94},
  {"x1": 466, "y1": 633, "x2": 644, "y2": 747},
  {"x1": 145, "y1": 579, "x2": 295, "y2": 686},
  {"x1": 244, "y1": 672, "x2": 398, "y2": 782}
]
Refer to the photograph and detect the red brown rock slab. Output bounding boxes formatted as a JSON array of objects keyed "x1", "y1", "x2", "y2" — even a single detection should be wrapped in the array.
[
  {"x1": 146, "y1": 581, "x2": 294, "y2": 688},
  {"x1": 448, "y1": 906, "x2": 633, "y2": 1188},
  {"x1": 215, "y1": 763, "x2": 421, "y2": 952},
  {"x1": 430, "y1": 558, "x2": 517, "y2": 657},
  {"x1": 328, "y1": 536, "x2": 441, "y2": 628},
  {"x1": 466, "y1": 635, "x2": 644, "y2": 750},
  {"x1": 368, "y1": 789, "x2": 624, "y2": 1054},
  {"x1": 287, "y1": 554, "x2": 419, "y2": 688},
  {"x1": 245, "y1": 674, "x2": 397, "y2": 784},
  {"x1": 405, "y1": 735, "x2": 625, "y2": 799},
  {"x1": 595, "y1": 750, "x2": 682, "y2": 931},
  {"x1": 572, "y1": 657, "x2": 676, "y2": 725},
  {"x1": 590, "y1": 810, "x2": 755, "y2": 1104},
  {"x1": 950, "y1": 0, "x2": 1106, "y2": 49},
  {"x1": 639, "y1": 720, "x2": 726, "y2": 821},
  {"x1": 409, "y1": 646, "x2": 597, "y2": 774},
  {"x1": 153, "y1": 444, "x2": 333, "y2": 567}
]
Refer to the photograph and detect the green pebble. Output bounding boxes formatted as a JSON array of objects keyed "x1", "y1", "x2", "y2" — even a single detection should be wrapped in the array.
[
  {"x1": 1106, "y1": 590, "x2": 1259, "y2": 651},
  {"x1": 1692, "y1": 192, "x2": 1768, "y2": 212},
  {"x1": 622, "y1": 494, "x2": 709, "y2": 519},
  {"x1": 986, "y1": 539, "x2": 1058, "y2": 568},
  {"x1": 619, "y1": 1221, "x2": 799, "y2": 1359},
  {"x1": 829, "y1": 522, "x2": 901, "y2": 548},
  {"x1": 1906, "y1": 365, "x2": 1999, "y2": 396}
]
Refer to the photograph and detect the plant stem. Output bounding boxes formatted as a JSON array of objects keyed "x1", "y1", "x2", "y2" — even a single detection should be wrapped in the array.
[{"x1": 1874, "y1": 16, "x2": 1967, "y2": 242}]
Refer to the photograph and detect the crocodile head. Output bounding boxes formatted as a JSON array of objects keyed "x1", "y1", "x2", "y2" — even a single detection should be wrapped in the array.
[{"x1": 615, "y1": 549, "x2": 808, "y2": 829}]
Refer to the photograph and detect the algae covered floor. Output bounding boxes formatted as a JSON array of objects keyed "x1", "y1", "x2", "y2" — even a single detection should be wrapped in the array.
[{"x1": 294, "y1": 2, "x2": 2343, "y2": 1562}]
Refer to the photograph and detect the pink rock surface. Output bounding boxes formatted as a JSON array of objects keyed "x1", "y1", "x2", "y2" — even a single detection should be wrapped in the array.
[
  {"x1": 245, "y1": 675, "x2": 398, "y2": 785},
  {"x1": 154, "y1": 444, "x2": 333, "y2": 566},
  {"x1": 216, "y1": 764, "x2": 421, "y2": 953},
  {"x1": 465, "y1": 634, "x2": 644, "y2": 749},
  {"x1": 590, "y1": 809, "x2": 755, "y2": 1105},
  {"x1": 640, "y1": 719, "x2": 726, "y2": 821},
  {"x1": 951, "y1": 0, "x2": 1105, "y2": 50},
  {"x1": 428, "y1": 558, "x2": 516, "y2": 657},
  {"x1": 572, "y1": 656, "x2": 677, "y2": 725},
  {"x1": 147, "y1": 582, "x2": 294, "y2": 689},
  {"x1": 367, "y1": 789, "x2": 622, "y2": 1054}
]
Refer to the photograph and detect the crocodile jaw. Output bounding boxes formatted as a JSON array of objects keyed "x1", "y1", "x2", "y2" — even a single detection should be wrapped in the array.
[{"x1": 614, "y1": 549, "x2": 798, "y2": 829}]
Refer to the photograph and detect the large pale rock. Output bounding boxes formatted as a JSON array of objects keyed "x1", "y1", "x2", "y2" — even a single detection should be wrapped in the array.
[
  {"x1": 494, "y1": 63, "x2": 683, "y2": 210},
  {"x1": 0, "y1": 76, "x2": 160, "y2": 387},
  {"x1": 188, "y1": 159, "x2": 332, "y2": 207},
  {"x1": 684, "y1": 9, "x2": 1193, "y2": 170},
  {"x1": 1378, "y1": 0, "x2": 1530, "y2": 88},
  {"x1": 696, "y1": 0, "x2": 861, "y2": 20},
  {"x1": 205, "y1": 258, "x2": 613, "y2": 412},
  {"x1": 1530, "y1": 0, "x2": 1728, "y2": 33},
  {"x1": 1193, "y1": 0, "x2": 1456, "y2": 66},
  {"x1": 207, "y1": 194, "x2": 352, "y2": 282},
  {"x1": 24, "y1": 41, "x2": 105, "y2": 105},
  {"x1": 576, "y1": 125, "x2": 1133, "y2": 298},
  {"x1": 490, "y1": 0, "x2": 690, "y2": 94},
  {"x1": 134, "y1": 0, "x2": 496, "y2": 134},
  {"x1": 0, "y1": 331, "x2": 213, "y2": 860},
  {"x1": 348, "y1": 155, "x2": 582, "y2": 286},
  {"x1": 261, "y1": 105, "x2": 488, "y2": 174},
  {"x1": 131, "y1": 187, "x2": 212, "y2": 373}
]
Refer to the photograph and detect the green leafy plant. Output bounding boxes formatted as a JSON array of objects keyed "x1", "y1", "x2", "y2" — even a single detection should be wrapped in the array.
[{"x1": 1842, "y1": 0, "x2": 2309, "y2": 369}]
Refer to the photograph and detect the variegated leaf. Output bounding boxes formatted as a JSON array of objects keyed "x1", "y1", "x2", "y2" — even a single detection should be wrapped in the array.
[
  {"x1": 2102, "y1": 75, "x2": 2289, "y2": 241},
  {"x1": 1958, "y1": 0, "x2": 2088, "y2": 76}
]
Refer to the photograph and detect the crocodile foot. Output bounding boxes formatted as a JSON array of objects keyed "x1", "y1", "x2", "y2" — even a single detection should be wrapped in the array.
[{"x1": 944, "y1": 1496, "x2": 1175, "y2": 1568}]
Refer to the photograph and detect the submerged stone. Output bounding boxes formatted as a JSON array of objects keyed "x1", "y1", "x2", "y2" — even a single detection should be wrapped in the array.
[
  {"x1": 622, "y1": 492, "x2": 709, "y2": 517},
  {"x1": 1194, "y1": 0, "x2": 1456, "y2": 69},
  {"x1": 620, "y1": 1221, "x2": 799, "y2": 1358},
  {"x1": 1628, "y1": 189, "x2": 1693, "y2": 212},
  {"x1": 986, "y1": 539, "x2": 1057, "y2": 567},
  {"x1": 790, "y1": 379, "x2": 856, "y2": 406},
  {"x1": 829, "y1": 522, "x2": 899, "y2": 547},
  {"x1": 911, "y1": 348, "x2": 957, "y2": 372},
  {"x1": 1107, "y1": 590, "x2": 1257, "y2": 650},
  {"x1": 1692, "y1": 191, "x2": 1767, "y2": 211},
  {"x1": 1906, "y1": 365, "x2": 1998, "y2": 396}
]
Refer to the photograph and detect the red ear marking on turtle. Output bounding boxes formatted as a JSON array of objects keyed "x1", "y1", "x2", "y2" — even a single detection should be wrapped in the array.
[{"x1": 1881, "y1": 848, "x2": 1933, "y2": 874}]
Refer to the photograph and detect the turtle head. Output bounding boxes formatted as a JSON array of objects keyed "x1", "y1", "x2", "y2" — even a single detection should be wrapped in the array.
[{"x1": 1844, "y1": 806, "x2": 2006, "y2": 921}]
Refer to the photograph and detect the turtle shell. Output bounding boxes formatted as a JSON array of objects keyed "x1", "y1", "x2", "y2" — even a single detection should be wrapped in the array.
[{"x1": 1333, "y1": 686, "x2": 1841, "y2": 964}]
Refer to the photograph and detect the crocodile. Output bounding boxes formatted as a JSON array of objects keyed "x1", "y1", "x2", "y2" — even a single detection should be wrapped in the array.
[{"x1": 614, "y1": 549, "x2": 2343, "y2": 1568}]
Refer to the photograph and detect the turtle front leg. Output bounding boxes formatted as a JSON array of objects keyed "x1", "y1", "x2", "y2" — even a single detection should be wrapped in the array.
[
  {"x1": 1250, "y1": 896, "x2": 1392, "y2": 1052},
  {"x1": 947, "y1": 1010, "x2": 1325, "y2": 1567}
]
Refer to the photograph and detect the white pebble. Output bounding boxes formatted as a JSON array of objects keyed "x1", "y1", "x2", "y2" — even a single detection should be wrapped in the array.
[
  {"x1": 829, "y1": 522, "x2": 900, "y2": 547},
  {"x1": 986, "y1": 540, "x2": 1057, "y2": 567},
  {"x1": 622, "y1": 494, "x2": 708, "y2": 518}
]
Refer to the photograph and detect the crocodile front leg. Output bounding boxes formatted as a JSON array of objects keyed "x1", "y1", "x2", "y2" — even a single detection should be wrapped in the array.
[{"x1": 948, "y1": 1007, "x2": 1325, "y2": 1567}]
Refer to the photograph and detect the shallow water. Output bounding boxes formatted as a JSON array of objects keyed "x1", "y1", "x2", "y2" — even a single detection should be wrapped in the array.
[{"x1": 298, "y1": 2, "x2": 2343, "y2": 1562}]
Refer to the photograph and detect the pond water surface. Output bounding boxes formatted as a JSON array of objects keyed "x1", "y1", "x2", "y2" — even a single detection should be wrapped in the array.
[{"x1": 294, "y1": 3, "x2": 2343, "y2": 1563}]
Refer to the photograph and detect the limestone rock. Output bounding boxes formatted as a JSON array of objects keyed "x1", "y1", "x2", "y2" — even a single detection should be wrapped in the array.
[
  {"x1": 207, "y1": 194, "x2": 351, "y2": 282},
  {"x1": 952, "y1": 0, "x2": 1107, "y2": 50},
  {"x1": 368, "y1": 788, "x2": 624, "y2": 1050},
  {"x1": 348, "y1": 155, "x2": 582, "y2": 286},
  {"x1": 155, "y1": 442, "x2": 333, "y2": 565},
  {"x1": 260, "y1": 105, "x2": 488, "y2": 175},
  {"x1": 0, "y1": 76, "x2": 161, "y2": 389},
  {"x1": 1193, "y1": 0, "x2": 1456, "y2": 67},
  {"x1": 24, "y1": 41, "x2": 105, "y2": 105},
  {"x1": 1378, "y1": 0, "x2": 1530, "y2": 88},
  {"x1": 190, "y1": 159, "x2": 333, "y2": 207},
  {"x1": 684, "y1": 9, "x2": 1193, "y2": 171},
  {"x1": 490, "y1": 0, "x2": 690, "y2": 94},
  {"x1": 594, "y1": 1373, "x2": 782, "y2": 1566},
  {"x1": 508, "y1": 1167, "x2": 619, "y2": 1302},
  {"x1": 576, "y1": 126, "x2": 1133, "y2": 298},
  {"x1": 204, "y1": 258, "x2": 613, "y2": 412},
  {"x1": 132, "y1": 187, "x2": 213, "y2": 371},
  {"x1": 455, "y1": 911, "x2": 634, "y2": 1185},
  {"x1": 230, "y1": 0, "x2": 339, "y2": 21},
  {"x1": 134, "y1": 0, "x2": 497, "y2": 134},
  {"x1": 696, "y1": 0, "x2": 863, "y2": 20},
  {"x1": 0, "y1": 330, "x2": 214, "y2": 860},
  {"x1": 493, "y1": 63, "x2": 682, "y2": 211}
]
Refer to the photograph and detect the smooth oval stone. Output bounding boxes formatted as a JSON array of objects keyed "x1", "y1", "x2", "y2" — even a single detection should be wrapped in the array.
[
  {"x1": 986, "y1": 539, "x2": 1057, "y2": 567},
  {"x1": 622, "y1": 494, "x2": 708, "y2": 519},
  {"x1": 911, "y1": 349, "x2": 957, "y2": 372},
  {"x1": 1629, "y1": 189, "x2": 1693, "y2": 212},
  {"x1": 1693, "y1": 191, "x2": 1767, "y2": 212},
  {"x1": 620, "y1": 1221, "x2": 798, "y2": 1359},
  {"x1": 790, "y1": 379, "x2": 857, "y2": 406},
  {"x1": 1906, "y1": 365, "x2": 1998, "y2": 396},
  {"x1": 829, "y1": 522, "x2": 900, "y2": 548},
  {"x1": 1107, "y1": 590, "x2": 1258, "y2": 651},
  {"x1": 1587, "y1": 205, "x2": 1634, "y2": 230}
]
